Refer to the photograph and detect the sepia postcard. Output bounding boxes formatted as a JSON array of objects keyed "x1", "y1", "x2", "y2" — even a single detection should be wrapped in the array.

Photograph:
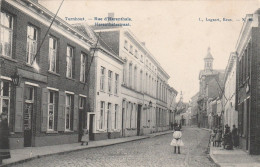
[{"x1": 0, "y1": 0, "x2": 260, "y2": 166}]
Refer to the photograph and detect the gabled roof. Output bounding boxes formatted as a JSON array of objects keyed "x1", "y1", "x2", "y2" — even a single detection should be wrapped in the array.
[{"x1": 73, "y1": 23, "x2": 119, "y2": 57}]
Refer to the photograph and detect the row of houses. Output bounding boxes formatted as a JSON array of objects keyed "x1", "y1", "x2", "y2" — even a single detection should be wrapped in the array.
[
  {"x1": 190, "y1": 9, "x2": 260, "y2": 155},
  {"x1": 0, "y1": 0, "x2": 178, "y2": 149}
]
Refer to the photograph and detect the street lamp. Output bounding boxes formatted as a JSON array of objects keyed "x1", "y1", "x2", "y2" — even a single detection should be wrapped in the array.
[{"x1": 11, "y1": 70, "x2": 21, "y2": 87}]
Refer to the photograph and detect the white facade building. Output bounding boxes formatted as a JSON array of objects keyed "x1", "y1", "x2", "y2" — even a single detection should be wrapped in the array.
[{"x1": 224, "y1": 52, "x2": 237, "y2": 128}]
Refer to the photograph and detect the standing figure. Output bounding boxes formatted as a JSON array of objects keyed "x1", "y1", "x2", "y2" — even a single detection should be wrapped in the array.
[
  {"x1": 223, "y1": 126, "x2": 233, "y2": 150},
  {"x1": 210, "y1": 129, "x2": 217, "y2": 147},
  {"x1": 81, "y1": 129, "x2": 89, "y2": 146},
  {"x1": 215, "y1": 129, "x2": 222, "y2": 147},
  {"x1": 0, "y1": 113, "x2": 11, "y2": 165},
  {"x1": 170, "y1": 126, "x2": 184, "y2": 154},
  {"x1": 232, "y1": 125, "x2": 239, "y2": 148}
]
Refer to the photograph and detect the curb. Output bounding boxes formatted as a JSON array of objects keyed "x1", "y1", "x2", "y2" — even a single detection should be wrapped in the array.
[
  {"x1": 1, "y1": 132, "x2": 172, "y2": 167},
  {"x1": 208, "y1": 151, "x2": 221, "y2": 167}
]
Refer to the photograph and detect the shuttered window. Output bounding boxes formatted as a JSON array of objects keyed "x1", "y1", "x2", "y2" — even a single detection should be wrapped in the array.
[{"x1": 26, "y1": 25, "x2": 37, "y2": 64}]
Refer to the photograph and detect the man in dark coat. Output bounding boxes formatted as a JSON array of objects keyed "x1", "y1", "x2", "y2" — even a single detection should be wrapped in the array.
[{"x1": 0, "y1": 113, "x2": 11, "y2": 165}]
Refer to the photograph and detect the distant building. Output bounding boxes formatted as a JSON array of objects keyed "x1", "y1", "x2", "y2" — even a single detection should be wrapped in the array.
[
  {"x1": 197, "y1": 47, "x2": 224, "y2": 128},
  {"x1": 190, "y1": 92, "x2": 199, "y2": 126}
]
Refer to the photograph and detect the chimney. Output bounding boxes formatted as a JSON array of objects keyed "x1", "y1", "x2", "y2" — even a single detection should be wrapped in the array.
[{"x1": 108, "y1": 12, "x2": 114, "y2": 17}]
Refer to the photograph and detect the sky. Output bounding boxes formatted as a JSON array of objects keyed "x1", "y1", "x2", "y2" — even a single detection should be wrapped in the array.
[{"x1": 39, "y1": 0, "x2": 259, "y2": 102}]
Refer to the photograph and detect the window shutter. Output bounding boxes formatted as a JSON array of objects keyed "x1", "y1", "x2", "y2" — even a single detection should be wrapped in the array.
[
  {"x1": 15, "y1": 82, "x2": 24, "y2": 132},
  {"x1": 111, "y1": 105, "x2": 115, "y2": 130},
  {"x1": 41, "y1": 88, "x2": 48, "y2": 132},
  {"x1": 73, "y1": 95, "x2": 79, "y2": 131},
  {"x1": 57, "y1": 91, "x2": 65, "y2": 131}
]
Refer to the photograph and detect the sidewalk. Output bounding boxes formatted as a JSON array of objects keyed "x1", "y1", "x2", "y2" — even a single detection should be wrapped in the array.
[
  {"x1": 1, "y1": 130, "x2": 172, "y2": 167},
  {"x1": 210, "y1": 145, "x2": 260, "y2": 167}
]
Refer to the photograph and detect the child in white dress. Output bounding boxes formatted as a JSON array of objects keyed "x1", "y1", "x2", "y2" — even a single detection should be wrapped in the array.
[{"x1": 170, "y1": 126, "x2": 184, "y2": 154}]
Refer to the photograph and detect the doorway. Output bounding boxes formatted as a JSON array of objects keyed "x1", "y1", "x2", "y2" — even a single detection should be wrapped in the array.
[
  {"x1": 24, "y1": 86, "x2": 34, "y2": 147},
  {"x1": 246, "y1": 98, "x2": 250, "y2": 151},
  {"x1": 89, "y1": 114, "x2": 94, "y2": 140},
  {"x1": 137, "y1": 104, "x2": 142, "y2": 136}
]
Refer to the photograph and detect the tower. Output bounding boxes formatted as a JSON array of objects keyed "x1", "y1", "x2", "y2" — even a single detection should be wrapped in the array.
[{"x1": 204, "y1": 47, "x2": 214, "y2": 71}]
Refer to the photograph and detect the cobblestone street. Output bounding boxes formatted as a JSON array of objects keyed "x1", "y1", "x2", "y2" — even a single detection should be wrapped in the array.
[{"x1": 12, "y1": 127, "x2": 216, "y2": 167}]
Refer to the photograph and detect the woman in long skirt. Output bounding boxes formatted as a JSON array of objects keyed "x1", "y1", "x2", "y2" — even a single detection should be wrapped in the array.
[
  {"x1": 0, "y1": 113, "x2": 11, "y2": 165},
  {"x1": 170, "y1": 126, "x2": 184, "y2": 154}
]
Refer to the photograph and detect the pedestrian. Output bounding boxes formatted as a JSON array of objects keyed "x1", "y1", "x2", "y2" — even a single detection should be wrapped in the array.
[
  {"x1": 223, "y1": 126, "x2": 233, "y2": 150},
  {"x1": 215, "y1": 128, "x2": 222, "y2": 147},
  {"x1": 171, "y1": 122, "x2": 174, "y2": 130},
  {"x1": 81, "y1": 129, "x2": 89, "y2": 146},
  {"x1": 210, "y1": 129, "x2": 217, "y2": 147},
  {"x1": 232, "y1": 125, "x2": 239, "y2": 148},
  {"x1": 170, "y1": 126, "x2": 184, "y2": 154},
  {"x1": 0, "y1": 112, "x2": 11, "y2": 165}
]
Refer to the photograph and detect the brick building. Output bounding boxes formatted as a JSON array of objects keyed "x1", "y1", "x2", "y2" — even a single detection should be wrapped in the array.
[
  {"x1": 235, "y1": 10, "x2": 260, "y2": 154},
  {"x1": 0, "y1": 0, "x2": 97, "y2": 149}
]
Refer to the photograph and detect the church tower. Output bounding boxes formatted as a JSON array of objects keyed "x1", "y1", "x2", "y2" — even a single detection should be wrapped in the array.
[{"x1": 204, "y1": 47, "x2": 214, "y2": 71}]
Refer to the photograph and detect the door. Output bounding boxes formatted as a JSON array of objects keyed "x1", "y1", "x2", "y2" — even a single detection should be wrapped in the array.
[
  {"x1": 78, "y1": 110, "x2": 83, "y2": 142},
  {"x1": 24, "y1": 103, "x2": 33, "y2": 147},
  {"x1": 137, "y1": 105, "x2": 142, "y2": 136},
  {"x1": 246, "y1": 98, "x2": 250, "y2": 150},
  {"x1": 89, "y1": 114, "x2": 94, "y2": 140},
  {"x1": 24, "y1": 86, "x2": 34, "y2": 147}
]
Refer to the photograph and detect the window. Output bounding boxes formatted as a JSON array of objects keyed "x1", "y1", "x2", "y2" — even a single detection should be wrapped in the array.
[
  {"x1": 48, "y1": 36, "x2": 57, "y2": 72},
  {"x1": 0, "y1": 81, "x2": 10, "y2": 124},
  {"x1": 0, "y1": 12, "x2": 13, "y2": 57},
  {"x1": 140, "y1": 55, "x2": 143, "y2": 62},
  {"x1": 107, "y1": 103, "x2": 111, "y2": 130},
  {"x1": 134, "y1": 67, "x2": 137, "y2": 90},
  {"x1": 108, "y1": 70, "x2": 112, "y2": 93},
  {"x1": 135, "y1": 50, "x2": 138, "y2": 58},
  {"x1": 115, "y1": 73, "x2": 119, "y2": 95},
  {"x1": 26, "y1": 25, "x2": 37, "y2": 64},
  {"x1": 129, "y1": 64, "x2": 132, "y2": 87},
  {"x1": 124, "y1": 40, "x2": 128, "y2": 50},
  {"x1": 140, "y1": 70, "x2": 143, "y2": 92},
  {"x1": 66, "y1": 46, "x2": 73, "y2": 78},
  {"x1": 100, "y1": 101, "x2": 105, "y2": 129},
  {"x1": 65, "y1": 94, "x2": 73, "y2": 130},
  {"x1": 79, "y1": 97, "x2": 85, "y2": 109},
  {"x1": 123, "y1": 62, "x2": 127, "y2": 84},
  {"x1": 100, "y1": 67, "x2": 105, "y2": 91},
  {"x1": 48, "y1": 91, "x2": 56, "y2": 131},
  {"x1": 115, "y1": 104, "x2": 118, "y2": 129},
  {"x1": 80, "y1": 53, "x2": 87, "y2": 82},
  {"x1": 130, "y1": 45, "x2": 133, "y2": 54}
]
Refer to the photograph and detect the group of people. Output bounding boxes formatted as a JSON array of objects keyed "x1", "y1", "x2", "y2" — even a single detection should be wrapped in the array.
[
  {"x1": 210, "y1": 124, "x2": 239, "y2": 150},
  {"x1": 0, "y1": 112, "x2": 11, "y2": 165},
  {"x1": 170, "y1": 123, "x2": 184, "y2": 154}
]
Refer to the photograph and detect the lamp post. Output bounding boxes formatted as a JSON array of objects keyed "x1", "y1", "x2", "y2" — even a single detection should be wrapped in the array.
[{"x1": 11, "y1": 70, "x2": 21, "y2": 87}]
